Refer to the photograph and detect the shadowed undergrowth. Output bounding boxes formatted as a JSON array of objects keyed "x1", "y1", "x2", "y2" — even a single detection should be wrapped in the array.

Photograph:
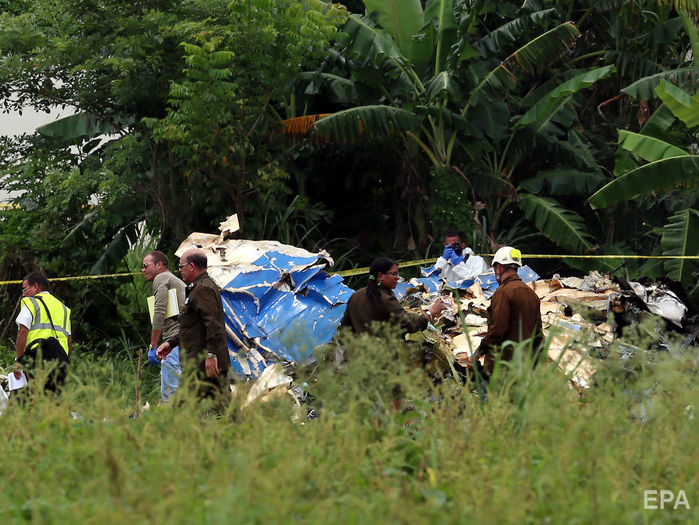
[{"x1": 0, "y1": 330, "x2": 696, "y2": 524}]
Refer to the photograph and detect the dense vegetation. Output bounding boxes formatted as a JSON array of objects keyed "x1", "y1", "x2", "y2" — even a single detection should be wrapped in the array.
[
  {"x1": 0, "y1": 328, "x2": 696, "y2": 523},
  {"x1": 0, "y1": 2, "x2": 697, "y2": 522},
  {"x1": 0, "y1": 0, "x2": 697, "y2": 347}
]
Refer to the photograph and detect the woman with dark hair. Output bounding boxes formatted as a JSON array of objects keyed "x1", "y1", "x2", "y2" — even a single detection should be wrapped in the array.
[{"x1": 339, "y1": 257, "x2": 445, "y2": 334}]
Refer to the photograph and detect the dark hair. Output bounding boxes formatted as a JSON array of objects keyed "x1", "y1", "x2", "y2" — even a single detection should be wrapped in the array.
[
  {"x1": 366, "y1": 257, "x2": 396, "y2": 301},
  {"x1": 23, "y1": 271, "x2": 50, "y2": 291},
  {"x1": 186, "y1": 252, "x2": 208, "y2": 270},
  {"x1": 146, "y1": 250, "x2": 169, "y2": 268},
  {"x1": 444, "y1": 229, "x2": 464, "y2": 243}
]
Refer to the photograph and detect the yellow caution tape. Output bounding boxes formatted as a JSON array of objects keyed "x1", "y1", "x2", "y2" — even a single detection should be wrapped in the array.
[
  {"x1": 0, "y1": 272, "x2": 139, "y2": 286},
  {"x1": 337, "y1": 254, "x2": 699, "y2": 278},
  {"x1": 0, "y1": 253, "x2": 697, "y2": 284}
]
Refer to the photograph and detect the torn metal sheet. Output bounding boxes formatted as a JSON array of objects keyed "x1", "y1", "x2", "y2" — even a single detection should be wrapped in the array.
[
  {"x1": 473, "y1": 266, "x2": 541, "y2": 299},
  {"x1": 245, "y1": 363, "x2": 293, "y2": 407},
  {"x1": 176, "y1": 230, "x2": 353, "y2": 378},
  {"x1": 627, "y1": 281, "x2": 687, "y2": 327}
]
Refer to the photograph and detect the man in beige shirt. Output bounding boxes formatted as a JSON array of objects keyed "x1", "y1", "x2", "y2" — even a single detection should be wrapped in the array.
[{"x1": 142, "y1": 250, "x2": 186, "y2": 402}]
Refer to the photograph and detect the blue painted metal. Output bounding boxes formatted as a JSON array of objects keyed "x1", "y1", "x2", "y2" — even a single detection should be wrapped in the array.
[{"x1": 220, "y1": 252, "x2": 353, "y2": 378}]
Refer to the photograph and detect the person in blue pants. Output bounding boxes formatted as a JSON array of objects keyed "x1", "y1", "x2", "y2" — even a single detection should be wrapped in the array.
[{"x1": 142, "y1": 250, "x2": 186, "y2": 402}]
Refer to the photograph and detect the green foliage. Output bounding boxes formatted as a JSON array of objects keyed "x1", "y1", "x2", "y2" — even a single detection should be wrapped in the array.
[
  {"x1": 519, "y1": 194, "x2": 593, "y2": 253},
  {"x1": 589, "y1": 156, "x2": 699, "y2": 209},
  {"x1": 656, "y1": 79, "x2": 699, "y2": 128},
  {"x1": 428, "y1": 167, "x2": 474, "y2": 239},
  {"x1": 661, "y1": 208, "x2": 699, "y2": 288},
  {"x1": 0, "y1": 332, "x2": 696, "y2": 522}
]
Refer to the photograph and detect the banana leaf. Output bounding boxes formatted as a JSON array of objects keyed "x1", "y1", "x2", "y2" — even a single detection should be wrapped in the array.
[
  {"x1": 469, "y1": 101, "x2": 510, "y2": 141},
  {"x1": 617, "y1": 130, "x2": 689, "y2": 162},
  {"x1": 341, "y1": 13, "x2": 404, "y2": 63},
  {"x1": 656, "y1": 79, "x2": 699, "y2": 128},
  {"x1": 468, "y1": 22, "x2": 580, "y2": 106},
  {"x1": 416, "y1": 106, "x2": 483, "y2": 138},
  {"x1": 640, "y1": 104, "x2": 677, "y2": 139},
  {"x1": 478, "y1": 9, "x2": 556, "y2": 54},
  {"x1": 659, "y1": 0, "x2": 699, "y2": 12},
  {"x1": 313, "y1": 105, "x2": 423, "y2": 141},
  {"x1": 506, "y1": 22, "x2": 580, "y2": 73},
  {"x1": 36, "y1": 112, "x2": 129, "y2": 140},
  {"x1": 519, "y1": 169, "x2": 607, "y2": 195},
  {"x1": 424, "y1": 71, "x2": 462, "y2": 102},
  {"x1": 662, "y1": 208, "x2": 699, "y2": 286},
  {"x1": 516, "y1": 66, "x2": 615, "y2": 130},
  {"x1": 519, "y1": 194, "x2": 593, "y2": 253},
  {"x1": 589, "y1": 155, "x2": 699, "y2": 209},
  {"x1": 424, "y1": 0, "x2": 457, "y2": 73},
  {"x1": 90, "y1": 220, "x2": 142, "y2": 275},
  {"x1": 363, "y1": 0, "x2": 431, "y2": 67},
  {"x1": 620, "y1": 67, "x2": 699, "y2": 100}
]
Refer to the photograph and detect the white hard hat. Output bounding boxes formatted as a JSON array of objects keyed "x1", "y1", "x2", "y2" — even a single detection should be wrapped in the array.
[{"x1": 492, "y1": 246, "x2": 522, "y2": 267}]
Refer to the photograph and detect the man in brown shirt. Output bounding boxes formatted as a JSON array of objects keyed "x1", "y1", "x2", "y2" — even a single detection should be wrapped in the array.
[
  {"x1": 157, "y1": 249, "x2": 230, "y2": 405},
  {"x1": 477, "y1": 246, "x2": 543, "y2": 375}
]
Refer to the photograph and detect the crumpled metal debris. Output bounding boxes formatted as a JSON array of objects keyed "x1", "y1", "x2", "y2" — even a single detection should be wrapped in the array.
[
  {"x1": 175, "y1": 228, "x2": 353, "y2": 379},
  {"x1": 244, "y1": 363, "x2": 293, "y2": 406},
  {"x1": 626, "y1": 281, "x2": 687, "y2": 327},
  {"x1": 398, "y1": 269, "x2": 694, "y2": 391}
]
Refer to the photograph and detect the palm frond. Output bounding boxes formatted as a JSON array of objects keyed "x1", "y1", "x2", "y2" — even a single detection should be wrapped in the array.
[
  {"x1": 36, "y1": 112, "x2": 131, "y2": 140},
  {"x1": 478, "y1": 9, "x2": 556, "y2": 55},
  {"x1": 516, "y1": 66, "x2": 615, "y2": 131},
  {"x1": 506, "y1": 22, "x2": 580, "y2": 74},
  {"x1": 519, "y1": 169, "x2": 607, "y2": 196},
  {"x1": 519, "y1": 194, "x2": 593, "y2": 253},
  {"x1": 656, "y1": 79, "x2": 699, "y2": 128},
  {"x1": 589, "y1": 155, "x2": 699, "y2": 209},
  {"x1": 604, "y1": 51, "x2": 663, "y2": 81},
  {"x1": 468, "y1": 22, "x2": 580, "y2": 106},
  {"x1": 621, "y1": 68, "x2": 699, "y2": 100},
  {"x1": 281, "y1": 114, "x2": 332, "y2": 136},
  {"x1": 662, "y1": 208, "x2": 699, "y2": 286},
  {"x1": 617, "y1": 130, "x2": 688, "y2": 162},
  {"x1": 313, "y1": 105, "x2": 423, "y2": 141},
  {"x1": 91, "y1": 220, "x2": 143, "y2": 275}
]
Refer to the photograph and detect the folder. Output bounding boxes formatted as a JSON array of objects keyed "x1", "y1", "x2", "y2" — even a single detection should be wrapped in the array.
[{"x1": 147, "y1": 288, "x2": 180, "y2": 323}]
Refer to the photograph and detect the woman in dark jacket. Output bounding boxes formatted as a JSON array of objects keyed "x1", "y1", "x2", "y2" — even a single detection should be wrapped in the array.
[{"x1": 339, "y1": 257, "x2": 445, "y2": 335}]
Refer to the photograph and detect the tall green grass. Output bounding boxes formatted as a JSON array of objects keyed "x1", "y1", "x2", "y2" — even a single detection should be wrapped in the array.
[{"x1": 1, "y1": 330, "x2": 696, "y2": 524}]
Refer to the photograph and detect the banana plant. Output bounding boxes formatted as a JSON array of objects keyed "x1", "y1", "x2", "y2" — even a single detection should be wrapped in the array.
[
  {"x1": 293, "y1": 0, "x2": 627, "y2": 254},
  {"x1": 589, "y1": 79, "x2": 699, "y2": 287},
  {"x1": 310, "y1": 0, "x2": 582, "y2": 169}
]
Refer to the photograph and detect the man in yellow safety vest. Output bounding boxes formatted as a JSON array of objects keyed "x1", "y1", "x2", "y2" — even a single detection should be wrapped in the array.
[{"x1": 14, "y1": 272, "x2": 72, "y2": 393}]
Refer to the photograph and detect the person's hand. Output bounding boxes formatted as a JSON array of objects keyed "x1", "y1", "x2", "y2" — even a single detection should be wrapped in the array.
[
  {"x1": 205, "y1": 355, "x2": 219, "y2": 378},
  {"x1": 429, "y1": 298, "x2": 446, "y2": 318},
  {"x1": 156, "y1": 342, "x2": 172, "y2": 360},
  {"x1": 449, "y1": 252, "x2": 464, "y2": 265},
  {"x1": 442, "y1": 245, "x2": 454, "y2": 260},
  {"x1": 13, "y1": 361, "x2": 21, "y2": 379},
  {"x1": 147, "y1": 347, "x2": 160, "y2": 366}
]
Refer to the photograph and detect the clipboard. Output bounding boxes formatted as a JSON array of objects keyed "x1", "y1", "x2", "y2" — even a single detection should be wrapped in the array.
[{"x1": 147, "y1": 288, "x2": 180, "y2": 323}]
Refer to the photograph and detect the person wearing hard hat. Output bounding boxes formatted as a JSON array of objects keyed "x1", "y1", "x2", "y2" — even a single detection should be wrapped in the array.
[{"x1": 475, "y1": 246, "x2": 543, "y2": 375}]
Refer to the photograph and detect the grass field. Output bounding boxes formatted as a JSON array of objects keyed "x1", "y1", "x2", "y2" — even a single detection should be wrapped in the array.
[{"x1": 0, "y1": 331, "x2": 697, "y2": 524}]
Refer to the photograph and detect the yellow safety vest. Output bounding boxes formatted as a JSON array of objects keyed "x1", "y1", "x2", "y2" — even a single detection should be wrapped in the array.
[{"x1": 22, "y1": 293, "x2": 71, "y2": 356}]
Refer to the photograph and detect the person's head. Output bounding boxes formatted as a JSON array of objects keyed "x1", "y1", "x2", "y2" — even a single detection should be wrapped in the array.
[
  {"x1": 443, "y1": 228, "x2": 466, "y2": 250},
  {"x1": 142, "y1": 250, "x2": 170, "y2": 282},
  {"x1": 22, "y1": 272, "x2": 50, "y2": 297},
  {"x1": 367, "y1": 257, "x2": 399, "y2": 299},
  {"x1": 492, "y1": 246, "x2": 522, "y2": 283},
  {"x1": 178, "y1": 249, "x2": 207, "y2": 284}
]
